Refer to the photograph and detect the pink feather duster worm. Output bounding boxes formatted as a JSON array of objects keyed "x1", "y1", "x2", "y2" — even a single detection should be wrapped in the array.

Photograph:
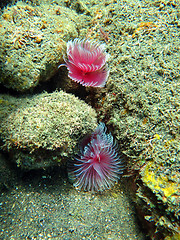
[
  {"x1": 65, "y1": 39, "x2": 109, "y2": 87},
  {"x1": 68, "y1": 123, "x2": 124, "y2": 192}
]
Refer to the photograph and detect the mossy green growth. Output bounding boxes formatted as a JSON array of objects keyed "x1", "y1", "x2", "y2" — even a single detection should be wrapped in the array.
[{"x1": 0, "y1": 91, "x2": 97, "y2": 169}]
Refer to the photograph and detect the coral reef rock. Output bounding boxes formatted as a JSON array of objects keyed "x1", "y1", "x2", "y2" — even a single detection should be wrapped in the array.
[
  {"x1": 88, "y1": 0, "x2": 180, "y2": 238},
  {"x1": 0, "y1": 2, "x2": 79, "y2": 91},
  {"x1": 0, "y1": 91, "x2": 97, "y2": 169}
]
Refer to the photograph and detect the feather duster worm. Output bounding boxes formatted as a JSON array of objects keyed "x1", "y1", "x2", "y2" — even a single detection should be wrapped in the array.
[
  {"x1": 64, "y1": 39, "x2": 109, "y2": 87},
  {"x1": 68, "y1": 123, "x2": 124, "y2": 192}
]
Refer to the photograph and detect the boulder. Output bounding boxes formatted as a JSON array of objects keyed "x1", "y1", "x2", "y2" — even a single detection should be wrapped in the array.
[{"x1": 0, "y1": 91, "x2": 97, "y2": 169}]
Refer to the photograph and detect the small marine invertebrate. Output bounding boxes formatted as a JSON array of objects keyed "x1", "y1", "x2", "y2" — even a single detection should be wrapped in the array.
[
  {"x1": 68, "y1": 123, "x2": 124, "y2": 192},
  {"x1": 64, "y1": 38, "x2": 109, "y2": 87}
]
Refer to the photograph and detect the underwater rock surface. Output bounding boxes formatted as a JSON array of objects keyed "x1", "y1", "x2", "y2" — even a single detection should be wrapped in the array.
[
  {"x1": 80, "y1": 0, "x2": 179, "y2": 239},
  {"x1": 0, "y1": 91, "x2": 97, "y2": 169},
  {"x1": 0, "y1": 0, "x2": 179, "y2": 239},
  {"x1": 0, "y1": 2, "x2": 79, "y2": 91}
]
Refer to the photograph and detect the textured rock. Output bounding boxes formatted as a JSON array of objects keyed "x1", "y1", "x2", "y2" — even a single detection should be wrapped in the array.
[
  {"x1": 0, "y1": 91, "x2": 97, "y2": 169},
  {"x1": 82, "y1": 0, "x2": 180, "y2": 238},
  {"x1": 0, "y1": 2, "x2": 79, "y2": 91}
]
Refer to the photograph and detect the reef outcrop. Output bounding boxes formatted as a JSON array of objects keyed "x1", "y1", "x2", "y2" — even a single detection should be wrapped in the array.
[{"x1": 0, "y1": 91, "x2": 97, "y2": 169}]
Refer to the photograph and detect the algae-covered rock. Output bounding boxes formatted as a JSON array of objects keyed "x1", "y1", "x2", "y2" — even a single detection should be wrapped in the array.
[
  {"x1": 82, "y1": 0, "x2": 180, "y2": 238},
  {"x1": 0, "y1": 2, "x2": 79, "y2": 91},
  {"x1": 0, "y1": 91, "x2": 97, "y2": 169}
]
